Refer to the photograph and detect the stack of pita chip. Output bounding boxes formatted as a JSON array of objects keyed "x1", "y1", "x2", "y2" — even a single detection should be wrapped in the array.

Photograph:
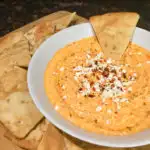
[{"x1": 0, "y1": 11, "x2": 80, "y2": 150}]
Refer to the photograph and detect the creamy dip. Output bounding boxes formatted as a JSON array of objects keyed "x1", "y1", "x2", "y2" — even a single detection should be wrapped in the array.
[{"x1": 45, "y1": 37, "x2": 150, "y2": 135}]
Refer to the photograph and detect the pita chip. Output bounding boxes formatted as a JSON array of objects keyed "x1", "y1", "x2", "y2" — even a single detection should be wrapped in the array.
[
  {"x1": 51, "y1": 12, "x2": 76, "y2": 31},
  {"x1": 0, "y1": 66, "x2": 28, "y2": 99},
  {"x1": 0, "y1": 31, "x2": 24, "y2": 54},
  {"x1": 5, "y1": 119, "x2": 49, "y2": 150},
  {"x1": 38, "y1": 123, "x2": 65, "y2": 150},
  {"x1": 90, "y1": 12, "x2": 140, "y2": 60},
  {"x1": 0, "y1": 36, "x2": 31, "y2": 68},
  {"x1": 0, "y1": 92, "x2": 43, "y2": 139},
  {"x1": 24, "y1": 12, "x2": 76, "y2": 54}
]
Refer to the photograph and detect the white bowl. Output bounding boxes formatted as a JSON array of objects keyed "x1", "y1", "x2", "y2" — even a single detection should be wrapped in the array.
[{"x1": 27, "y1": 23, "x2": 150, "y2": 148}]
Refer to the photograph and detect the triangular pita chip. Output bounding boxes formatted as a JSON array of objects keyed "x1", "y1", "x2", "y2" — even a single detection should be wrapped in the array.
[
  {"x1": 0, "y1": 66, "x2": 28, "y2": 99},
  {"x1": 0, "y1": 36, "x2": 31, "y2": 70},
  {"x1": 5, "y1": 119, "x2": 48, "y2": 150},
  {"x1": 90, "y1": 12, "x2": 140, "y2": 60},
  {"x1": 24, "y1": 12, "x2": 76, "y2": 54},
  {"x1": 0, "y1": 92, "x2": 43, "y2": 138},
  {"x1": 37, "y1": 123, "x2": 65, "y2": 150},
  {"x1": 0, "y1": 31, "x2": 24, "y2": 54}
]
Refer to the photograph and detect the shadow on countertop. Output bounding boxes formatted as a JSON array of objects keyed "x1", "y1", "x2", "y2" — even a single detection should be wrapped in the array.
[{"x1": 0, "y1": 0, "x2": 150, "y2": 36}]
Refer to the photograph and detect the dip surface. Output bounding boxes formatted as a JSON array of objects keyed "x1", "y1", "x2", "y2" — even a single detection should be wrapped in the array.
[{"x1": 44, "y1": 37, "x2": 150, "y2": 135}]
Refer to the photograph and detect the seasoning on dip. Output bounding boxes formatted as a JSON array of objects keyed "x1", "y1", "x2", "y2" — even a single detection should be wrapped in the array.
[{"x1": 44, "y1": 37, "x2": 150, "y2": 135}]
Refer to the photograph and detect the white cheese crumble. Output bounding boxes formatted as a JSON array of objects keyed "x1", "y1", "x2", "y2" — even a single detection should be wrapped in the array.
[
  {"x1": 60, "y1": 67, "x2": 65, "y2": 72},
  {"x1": 62, "y1": 85, "x2": 65, "y2": 89},
  {"x1": 133, "y1": 73, "x2": 137, "y2": 77},
  {"x1": 107, "y1": 58, "x2": 112, "y2": 64},
  {"x1": 128, "y1": 87, "x2": 132, "y2": 92},
  {"x1": 94, "y1": 82, "x2": 100, "y2": 92},
  {"x1": 86, "y1": 54, "x2": 91, "y2": 59},
  {"x1": 122, "y1": 69, "x2": 127, "y2": 73},
  {"x1": 146, "y1": 61, "x2": 150, "y2": 64},
  {"x1": 74, "y1": 76, "x2": 78, "y2": 81},
  {"x1": 96, "y1": 106, "x2": 102, "y2": 112},
  {"x1": 107, "y1": 109, "x2": 112, "y2": 114},
  {"x1": 52, "y1": 72, "x2": 57, "y2": 75},
  {"x1": 137, "y1": 52, "x2": 142, "y2": 55},
  {"x1": 106, "y1": 120, "x2": 110, "y2": 124},
  {"x1": 63, "y1": 95, "x2": 67, "y2": 100},
  {"x1": 137, "y1": 63, "x2": 142, "y2": 67},
  {"x1": 55, "y1": 105, "x2": 59, "y2": 110}
]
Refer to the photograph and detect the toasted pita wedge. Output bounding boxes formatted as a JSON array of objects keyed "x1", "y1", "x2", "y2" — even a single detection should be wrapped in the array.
[
  {"x1": 0, "y1": 66, "x2": 27, "y2": 99},
  {"x1": 0, "y1": 36, "x2": 31, "y2": 70},
  {"x1": 24, "y1": 12, "x2": 76, "y2": 54},
  {"x1": 51, "y1": 12, "x2": 76, "y2": 31},
  {"x1": 90, "y1": 12, "x2": 140, "y2": 60},
  {"x1": 37, "y1": 123, "x2": 65, "y2": 150},
  {"x1": 0, "y1": 92, "x2": 43, "y2": 138},
  {"x1": 5, "y1": 119, "x2": 48, "y2": 150},
  {"x1": 0, "y1": 31, "x2": 24, "y2": 54}
]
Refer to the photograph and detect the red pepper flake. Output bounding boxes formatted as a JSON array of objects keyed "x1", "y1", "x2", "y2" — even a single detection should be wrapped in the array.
[
  {"x1": 110, "y1": 78, "x2": 115, "y2": 83},
  {"x1": 122, "y1": 73, "x2": 127, "y2": 78},
  {"x1": 111, "y1": 69, "x2": 117, "y2": 74},
  {"x1": 90, "y1": 81, "x2": 94, "y2": 86},
  {"x1": 117, "y1": 86, "x2": 123, "y2": 91},
  {"x1": 93, "y1": 68, "x2": 98, "y2": 72},
  {"x1": 79, "y1": 88, "x2": 83, "y2": 92},
  {"x1": 92, "y1": 72, "x2": 96, "y2": 76},
  {"x1": 96, "y1": 75, "x2": 100, "y2": 80},
  {"x1": 92, "y1": 87, "x2": 96, "y2": 91},
  {"x1": 84, "y1": 75, "x2": 88, "y2": 78},
  {"x1": 88, "y1": 64, "x2": 92, "y2": 67},
  {"x1": 95, "y1": 60, "x2": 98, "y2": 65},
  {"x1": 118, "y1": 77, "x2": 121, "y2": 80},
  {"x1": 111, "y1": 84, "x2": 115, "y2": 88},
  {"x1": 102, "y1": 67, "x2": 109, "y2": 77},
  {"x1": 88, "y1": 94, "x2": 95, "y2": 98}
]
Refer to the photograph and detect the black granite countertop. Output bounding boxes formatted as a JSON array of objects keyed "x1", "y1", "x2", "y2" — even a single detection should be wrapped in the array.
[{"x1": 0, "y1": 0, "x2": 150, "y2": 36}]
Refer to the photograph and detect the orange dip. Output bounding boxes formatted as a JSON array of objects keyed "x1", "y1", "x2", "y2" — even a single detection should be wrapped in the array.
[{"x1": 44, "y1": 37, "x2": 150, "y2": 135}]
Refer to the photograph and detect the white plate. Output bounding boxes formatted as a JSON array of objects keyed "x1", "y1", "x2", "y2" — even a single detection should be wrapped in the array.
[{"x1": 28, "y1": 23, "x2": 150, "y2": 148}]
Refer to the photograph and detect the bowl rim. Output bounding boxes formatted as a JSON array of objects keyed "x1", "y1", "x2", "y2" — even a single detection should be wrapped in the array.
[{"x1": 27, "y1": 23, "x2": 150, "y2": 148}]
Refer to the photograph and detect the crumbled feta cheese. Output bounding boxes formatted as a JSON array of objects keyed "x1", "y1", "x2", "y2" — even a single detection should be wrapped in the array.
[
  {"x1": 106, "y1": 120, "x2": 110, "y2": 124},
  {"x1": 62, "y1": 85, "x2": 65, "y2": 89},
  {"x1": 94, "y1": 52, "x2": 103, "y2": 60},
  {"x1": 83, "y1": 80, "x2": 90, "y2": 89},
  {"x1": 114, "y1": 80, "x2": 122, "y2": 87},
  {"x1": 96, "y1": 106, "x2": 102, "y2": 112},
  {"x1": 133, "y1": 72, "x2": 137, "y2": 77},
  {"x1": 146, "y1": 61, "x2": 150, "y2": 64},
  {"x1": 119, "y1": 98, "x2": 128, "y2": 102},
  {"x1": 55, "y1": 105, "x2": 59, "y2": 110},
  {"x1": 52, "y1": 72, "x2": 57, "y2": 75},
  {"x1": 107, "y1": 109, "x2": 112, "y2": 114},
  {"x1": 86, "y1": 54, "x2": 91, "y2": 59},
  {"x1": 137, "y1": 63, "x2": 142, "y2": 67},
  {"x1": 107, "y1": 73, "x2": 113, "y2": 80},
  {"x1": 63, "y1": 95, "x2": 67, "y2": 100},
  {"x1": 74, "y1": 76, "x2": 78, "y2": 81},
  {"x1": 128, "y1": 87, "x2": 132, "y2": 92},
  {"x1": 122, "y1": 69, "x2": 127, "y2": 73},
  {"x1": 125, "y1": 64, "x2": 130, "y2": 67},
  {"x1": 107, "y1": 58, "x2": 112, "y2": 64},
  {"x1": 94, "y1": 82, "x2": 100, "y2": 92},
  {"x1": 60, "y1": 67, "x2": 64, "y2": 72},
  {"x1": 137, "y1": 52, "x2": 142, "y2": 55},
  {"x1": 74, "y1": 66, "x2": 83, "y2": 71}
]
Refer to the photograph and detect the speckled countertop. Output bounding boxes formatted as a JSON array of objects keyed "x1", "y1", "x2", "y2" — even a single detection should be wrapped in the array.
[{"x1": 0, "y1": 0, "x2": 150, "y2": 36}]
